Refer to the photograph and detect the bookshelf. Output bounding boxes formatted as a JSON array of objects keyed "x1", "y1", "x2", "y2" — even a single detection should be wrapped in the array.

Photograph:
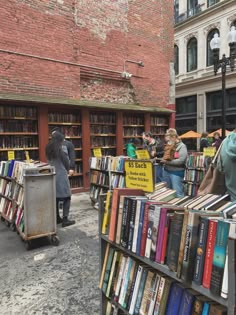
[
  {"x1": 123, "y1": 113, "x2": 144, "y2": 152},
  {"x1": 0, "y1": 105, "x2": 39, "y2": 161},
  {"x1": 150, "y1": 114, "x2": 169, "y2": 139},
  {"x1": 98, "y1": 190, "x2": 236, "y2": 315},
  {"x1": 90, "y1": 111, "x2": 117, "y2": 157},
  {"x1": 48, "y1": 110, "x2": 83, "y2": 190}
]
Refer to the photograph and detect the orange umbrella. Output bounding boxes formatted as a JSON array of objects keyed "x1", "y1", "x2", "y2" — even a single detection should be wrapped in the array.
[
  {"x1": 208, "y1": 128, "x2": 230, "y2": 137},
  {"x1": 179, "y1": 130, "x2": 201, "y2": 139}
]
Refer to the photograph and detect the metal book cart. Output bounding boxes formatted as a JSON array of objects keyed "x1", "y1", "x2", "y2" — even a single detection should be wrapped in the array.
[{"x1": 16, "y1": 165, "x2": 59, "y2": 249}]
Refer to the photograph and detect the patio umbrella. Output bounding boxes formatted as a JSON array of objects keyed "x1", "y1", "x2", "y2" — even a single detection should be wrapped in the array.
[
  {"x1": 179, "y1": 130, "x2": 201, "y2": 139},
  {"x1": 208, "y1": 128, "x2": 230, "y2": 137}
]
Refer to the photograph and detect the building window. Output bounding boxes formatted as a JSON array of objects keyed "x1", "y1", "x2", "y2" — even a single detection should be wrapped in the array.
[
  {"x1": 174, "y1": 45, "x2": 179, "y2": 75},
  {"x1": 207, "y1": 0, "x2": 219, "y2": 7},
  {"x1": 187, "y1": 37, "x2": 198, "y2": 72},
  {"x1": 207, "y1": 29, "x2": 219, "y2": 67},
  {"x1": 174, "y1": 0, "x2": 179, "y2": 22},
  {"x1": 176, "y1": 95, "x2": 197, "y2": 114},
  {"x1": 188, "y1": 0, "x2": 199, "y2": 17},
  {"x1": 207, "y1": 91, "x2": 222, "y2": 111}
]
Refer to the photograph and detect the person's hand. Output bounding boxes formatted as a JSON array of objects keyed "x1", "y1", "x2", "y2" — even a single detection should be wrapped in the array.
[
  {"x1": 68, "y1": 169, "x2": 74, "y2": 176},
  {"x1": 151, "y1": 150, "x2": 156, "y2": 157},
  {"x1": 160, "y1": 159, "x2": 167, "y2": 164}
]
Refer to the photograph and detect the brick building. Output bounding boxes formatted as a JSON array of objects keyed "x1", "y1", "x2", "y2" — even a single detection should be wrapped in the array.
[{"x1": 0, "y1": 0, "x2": 175, "y2": 190}]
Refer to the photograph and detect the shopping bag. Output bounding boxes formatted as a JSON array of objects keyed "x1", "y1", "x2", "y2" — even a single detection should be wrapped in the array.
[{"x1": 197, "y1": 143, "x2": 226, "y2": 196}]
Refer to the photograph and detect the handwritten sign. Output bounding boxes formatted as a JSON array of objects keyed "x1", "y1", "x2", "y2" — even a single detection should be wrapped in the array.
[
  {"x1": 125, "y1": 160, "x2": 154, "y2": 192},
  {"x1": 93, "y1": 148, "x2": 102, "y2": 158},
  {"x1": 203, "y1": 147, "x2": 216, "y2": 157},
  {"x1": 135, "y1": 150, "x2": 150, "y2": 160},
  {"x1": 7, "y1": 150, "x2": 15, "y2": 160}
]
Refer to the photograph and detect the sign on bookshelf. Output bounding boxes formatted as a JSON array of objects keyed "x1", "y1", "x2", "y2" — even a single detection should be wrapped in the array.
[
  {"x1": 124, "y1": 160, "x2": 154, "y2": 192},
  {"x1": 93, "y1": 148, "x2": 102, "y2": 157},
  {"x1": 136, "y1": 149, "x2": 150, "y2": 159},
  {"x1": 7, "y1": 150, "x2": 15, "y2": 160},
  {"x1": 203, "y1": 147, "x2": 216, "y2": 157}
]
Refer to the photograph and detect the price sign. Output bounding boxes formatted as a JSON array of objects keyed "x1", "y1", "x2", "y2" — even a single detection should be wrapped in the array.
[
  {"x1": 203, "y1": 147, "x2": 216, "y2": 157},
  {"x1": 135, "y1": 150, "x2": 150, "y2": 159},
  {"x1": 125, "y1": 160, "x2": 154, "y2": 192},
  {"x1": 7, "y1": 150, "x2": 15, "y2": 160},
  {"x1": 93, "y1": 148, "x2": 102, "y2": 157}
]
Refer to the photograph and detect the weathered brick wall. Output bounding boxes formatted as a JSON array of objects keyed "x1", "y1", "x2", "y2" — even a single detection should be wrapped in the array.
[{"x1": 0, "y1": 0, "x2": 174, "y2": 107}]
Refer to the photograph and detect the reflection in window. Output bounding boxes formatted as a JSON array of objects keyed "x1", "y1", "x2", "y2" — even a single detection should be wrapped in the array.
[
  {"x1": 207, "y1": 0, "x2": 219, "y2": 7},
  {"x1": 174, "y1": 45, "x2": 179, "y2": 75},
  {"x1": 207, "y1": 91, "x2": 222, "y2": 111},
  {"x1": 176, "y1": 95, "x2": 197, "y2": 114},
  {"x1": 188, "y1": 0, "x2": 198, "y2": 17},
  {"x1": 207, "y1": 29, "x2": 219, "y2": 67},
  {"x1": 187, "y1": 37, "x2": 198, "y2": 72}
]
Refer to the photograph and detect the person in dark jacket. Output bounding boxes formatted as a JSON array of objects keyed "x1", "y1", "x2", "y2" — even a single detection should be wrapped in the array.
[
  {"x1": 51, "y1": 126, "x2": 75, "y2": 176},
  {"x1": 212, "y1": 131, "x2": 222, "y2": 151},
  {"x1": 200, "y1": 132, "x2": 210, "y2": 152},
  {"x1": 45, "y1": 131, "x2": 75, "y2": 227}
]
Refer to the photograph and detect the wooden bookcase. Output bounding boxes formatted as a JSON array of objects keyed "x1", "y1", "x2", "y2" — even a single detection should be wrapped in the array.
[
  {"x1": 0, "y1": 102, "x2": 173, "y2": 192},
  {"x1": 150, "y1": 114, "x2": 169, "y2": 138},
  {"x1": 0, "y1": 105, "x2": 39, "y2": 161},
  {"x1": 48, "y1": 109, "x2": 83, "y2": 190},
  {"x1": 98, "y1": 194, "x2": 236, "y2": 315}
]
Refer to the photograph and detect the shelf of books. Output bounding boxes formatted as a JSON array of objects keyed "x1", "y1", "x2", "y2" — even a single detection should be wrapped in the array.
[
  {"x1": 89, "y1": 156, "x2": 126, "y2": 206},
  {"x1": 0, "y1": 105, "x2": 39, "y2": 161},
  {"x1": 150, "y1": 114, "x2": 169, "y2": 139},
  {"x1": 48, "y1": 110, "x2": 83, "y2": 190},
  {"x1": 90, "y1": 111, "x2": 117, "y2": 157},
  {"x1": 99, "y1": 183, "x2": 236, "y2": 315},
  {"x1": 123, "y1": 113, "x2": 144, "y2": 152},
  {"x1": 184, "y1": 153, "x2": 207, "y2": 197}
]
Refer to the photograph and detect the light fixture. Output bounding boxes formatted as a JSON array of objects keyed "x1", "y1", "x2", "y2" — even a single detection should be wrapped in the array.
[{"x1": 121, "y1": 59, "x2": 144, "y2": 79}]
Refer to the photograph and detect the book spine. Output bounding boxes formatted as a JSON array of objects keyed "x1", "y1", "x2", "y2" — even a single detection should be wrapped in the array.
[
  {"x1": 128, "y1": 199, "x2": 137, "y2": 251},
  {"x1": 120, "y1": 198, "x2": 131, "y2": 248},
  {"x1": 128, "y1": 265, "x2": 144, "y2": 315},
  {"x1": 126, "y1": 264, "x2": 139, "y2": 311},
  {"x1": 178, "y1": 289, "x2": 195, "y2": 315},
  {"x1": 108, "y1": 190, "x2": 119, "y2": 242},
  {"x1": 139, "y1": 271, "x2": 155, "y2": 315},
  {"x1": 202, "y1": 220, "x2": 218, "y2": 289},
  {"x1": 176, "y1": 210, "x2": 189, "y2": 278},
  {"x1": 153, "y1": 276, "x2": 165, "y2": 315},
  {"x1": 106, "y1": 251, "x2": 118, "y2": 297},
  {"x1": 155, "y1": 208, "x2": 167, "y2": 263},
  {"x1": 114, "y1": 256, "x2": 127, "y2": 302},
  {"x1": 221, "y1": 250, "x2": 228, "y2": 299},
  {"x1": 210, "y1": 220, "x2": 230, "y2": 295},
  {"x1": 147, "y1": 274, "x2": 161, "y2": 315},
  {"x1": 123, "y1": 261, "x2": 137, "y2": 309},
  {"x1": 165, "y1": 283, "x2": 184, "y2": 315},
  {"x1": 193, "y1": 217, "x2": 209, "y2": 285},
  {"x1": 132, "y1": 199, "x2": 142, "y2": 253},
  {"x1": 133, "y1": 268, "x2": 148, "y2": 315},
  {"x1": 145, "y1": 205, "x2": 155, "y2": 259},
  {"x1": 136, "y1": 201, "x2": 146, "y2": 256},
  {"x1": 118, "y1": 257, "x2": 133, "y2": 306},
  {"x1": 140, "y1": 204, "x2": 149, "y2": 257},
  {"x1": 102, "y1": 248, "x2": 115, "y2": 294},
  {"x1": 102, "y1": 191, "x2": 111, "y2": 234},
  {"x1": 157, "y1": 279, "x2": 173, "y2": 315}
]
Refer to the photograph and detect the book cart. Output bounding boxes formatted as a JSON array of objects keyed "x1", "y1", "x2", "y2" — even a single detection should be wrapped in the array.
[
  {"x1": 98, "y1": 190, "x2": 236, "y2": 315},
  {"x1": 0, "y1": 161, "x2": 59, "y2": 250}
]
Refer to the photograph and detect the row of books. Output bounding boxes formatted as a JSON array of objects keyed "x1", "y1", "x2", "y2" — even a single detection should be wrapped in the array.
[
  {"x1": 110, "y1": 174, "x2": 125, "y2": 190},
  {"x1": 0, "y1": 136, "x2": 38, "y2": 149},
  {"x1": 90, "y1": 136, "x2": 116, "y2": 146},
  {"x1": 0, "y1": 106, "x2": 37, "y2": 118},
  {"x1": 0, "y1": 160, "x2": 33, "y2": 184},
  {"x1": 123, "y1": 116, "x2": 144, "y2": 125},
  {"x1": 90, "y1": 185, "x2": 108, "y2": 202},
  {"x1": 48, "y1": 112, "x2": 81, "y2": 123},
  {"x1": 187, "y1": 154, "x2": 207, "y2": 168},
  {"x1": 149, "y1": 126, "x2": 167, "y2": 135},
  {"x1": 0, "y1": 150, "x2": 39, "y2": 162},
  {"x1": 48, "y1": 125, "x2": 81, "y2": 137},
  {"x1": 90, "y1": 170, "x2": 109, "y2": 187},
  {"x1": 90, "y1": 156, "x2": 127, "y2": 172},
  {"x1": 90, "y1": 113, "x2": 116, "y2": 124},
  {"x1": 90, "y1": 125, "x2": 115, "y2": 134},
  {"x1": 184, "y1": 168, "x2": 206, "y2": 183},
  {"x1": 184, "y1": 182, "x2": 199, "y2": 197},
  {"x1": 123, "y1": 127, "x2": 143, "y2": 137},
  {"x1": 100, "y1": 244, "x2": 228, "y2": 315},
  {"x1": 101, "y1": 185, "x2": 236, "y2": 300},
  {"x1": 69, "y1": 176, "x2": 83, "y2": 188},
  {"x1": 0, "y1": 121, "x2": 38, "y2": 133},
  {"x1": 150, "y1": 116, "x2": 168, "y2": 125}
]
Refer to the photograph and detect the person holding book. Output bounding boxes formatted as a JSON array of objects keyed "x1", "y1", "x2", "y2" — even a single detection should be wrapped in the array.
[
  {"x1": 200, "y1": 132, "x2": 210, "y2": 152},
  {"x1": 161, "y1": 133, "x2": 188, "y2": 197},
  {"x1": 218, "y1": 130, "x2": 236, "y2": 201},
  {"x1": 46, "y1": 131, "x2": 75, "y2": 227},
  {"x1": 51, "y1": 126, "x2": 75, "y2": 177}
]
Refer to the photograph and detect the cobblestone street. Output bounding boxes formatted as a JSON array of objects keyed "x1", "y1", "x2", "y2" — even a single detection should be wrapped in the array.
[{"x1": 0, "y1": 193, "x2": 100, "y2": 315}]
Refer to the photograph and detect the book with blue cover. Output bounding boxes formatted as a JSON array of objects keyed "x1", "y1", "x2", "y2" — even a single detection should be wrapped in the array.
[
  {"x1": 165, "y1": 282, "x2": 185, "y2": 315},
  {"x1": 133, "y1": 267, "x2": 148, "y2": 315},
  {"x1": 178, "y1": 288, "x2": 197, "y2": 315}
]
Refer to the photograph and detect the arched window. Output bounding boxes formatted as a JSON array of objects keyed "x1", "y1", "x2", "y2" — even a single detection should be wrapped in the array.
[
  {"x1": 174, "y1": 45, "x2": 179, "y2": 75},
  {"x1": 207, "y1": 28, "x2": 220, "y2": 67},
  {"x1": 187, "y1": 37, "x2": 197, "y2": 72}
]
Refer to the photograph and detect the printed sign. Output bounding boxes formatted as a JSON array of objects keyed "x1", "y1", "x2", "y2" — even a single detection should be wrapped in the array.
[
  {"x1": 93, "y1": 148, "x2": 102, "y2": 158},
  {"x1": 125, "y1": 160, "x2": 154, "y2": 192},
  {"x1": 135, "y1": 150, "x2": 150, "y2": 160},
  {"x1": 203, "y1": 147, "x2": 216, "y2": 157},
  {"x1": 7, "y1": 150, "x2": 15, "y2": 160}
]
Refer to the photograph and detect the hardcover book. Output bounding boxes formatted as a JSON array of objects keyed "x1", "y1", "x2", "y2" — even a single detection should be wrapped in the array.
[
  {"x1": 106, "y1": 250, "x2": 120, "y2": 298},
  {"x1": 145, "y1": 204, "x2": 161, "y2": 259},
  {"x1": 192, "y1": 296, "x2": 211, "y2": 315},
  {"x1": 160, "y1": 213, "x2": 174, "y2": 264},
  {"x1": 176, "y1": 209, "x2": 189, "y2": 278},
  {"x1": 102, "y1": 190, "x2": 113, "y2": 234},
  {"x1": 147, "y1": 273, "x2": 161, "y2": 315},
  {"x1": 178, "y1": 288, "x2": 197, "y2": 315},
  {"x1": 166, "y1": 211, "x2": 185, "y2": 272},
  {"x1": 114, "y1": 255, "x2": 127, "y2": 302},
  {"x1": 128, "y1": 264, "x2": 145, "y2": 315},
  {"x1": 139, "y1": 270, "x2": 156, "y2": 315},
  {"x1": 102, "y1": 247, "x2": 115, "y2": 294},
  {"x1": 123, "y1": 260, "x2": 137, "y2": 309},
  {"x1": 209, "y1": 304, "x2": 227, "y2": 315},
  {"x1": 165, "y1": 282, "x2": 185, "y2": 315},
  {"x1": 132, "y1": 197, "x2": 148, "y2": 253},
  {"x1": 99, "y1": 243, "x2": 110, "y2": 289},
  {"x1": 118, "y1": 257, "x2": 134, "y2": 307},
  {"x1": 133, "y1": 267, "x2": 148, "y2": 315}
]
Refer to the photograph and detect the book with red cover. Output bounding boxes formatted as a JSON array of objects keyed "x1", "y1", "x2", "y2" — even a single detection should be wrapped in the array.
[
  {"x1": 160, "y1": 213, "x2": 174, "y2": 264},
  {"x1": 202, "y1": 218, "x2": 221, "y2": 289},
  {"x1": 108, "y1": 188, "x2": 144, "y2": 242}
]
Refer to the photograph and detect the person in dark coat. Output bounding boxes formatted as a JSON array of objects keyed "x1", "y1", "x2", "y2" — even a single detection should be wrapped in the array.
[
  {"x1": 45, "y1": 131, "x2": 75, "y2": 227},
  {"x1": 200, "y1": 132, "x2": 210, "y2": 152},
  {"x1": 212, "y1": 131, "x2": 222, "y2": 151}
]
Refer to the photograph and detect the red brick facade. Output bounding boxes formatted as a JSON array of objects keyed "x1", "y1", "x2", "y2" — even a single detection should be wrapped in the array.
[{"x1": 0, "y1": 0, "x2": 174, "y2": 108}]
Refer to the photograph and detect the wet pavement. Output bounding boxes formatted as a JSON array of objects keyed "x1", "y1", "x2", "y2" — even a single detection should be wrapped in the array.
[{"x1": 0, "y1": 193, "x2": 100, "y2": 315}]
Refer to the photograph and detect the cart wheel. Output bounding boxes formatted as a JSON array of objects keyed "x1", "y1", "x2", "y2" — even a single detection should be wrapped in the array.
[
  {"x1": 25, "y1": 241, "x2": 31, "y2": 250},
  {"x1": 10, "y1": 223, "x2": 16, "y2": 231},
  {"x1": 5, "y1": 220, "x2": 10, "y2": 227},
  {"x1": 51, "y1": 235, "x2": 60, "y2": 246}
]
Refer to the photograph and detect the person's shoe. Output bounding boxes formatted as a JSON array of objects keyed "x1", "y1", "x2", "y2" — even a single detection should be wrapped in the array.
[
  {"x1": 62, "y1": 218, "x2": 75, "y2": 228},
  {"x1": 57, "y1": 216, "x2": 63, "y2": 224}
]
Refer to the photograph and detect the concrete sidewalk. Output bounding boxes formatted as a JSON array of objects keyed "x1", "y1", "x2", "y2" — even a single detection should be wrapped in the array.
[{"x1": 0, "y1": 193, "x2": 100, "y2": 315}]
